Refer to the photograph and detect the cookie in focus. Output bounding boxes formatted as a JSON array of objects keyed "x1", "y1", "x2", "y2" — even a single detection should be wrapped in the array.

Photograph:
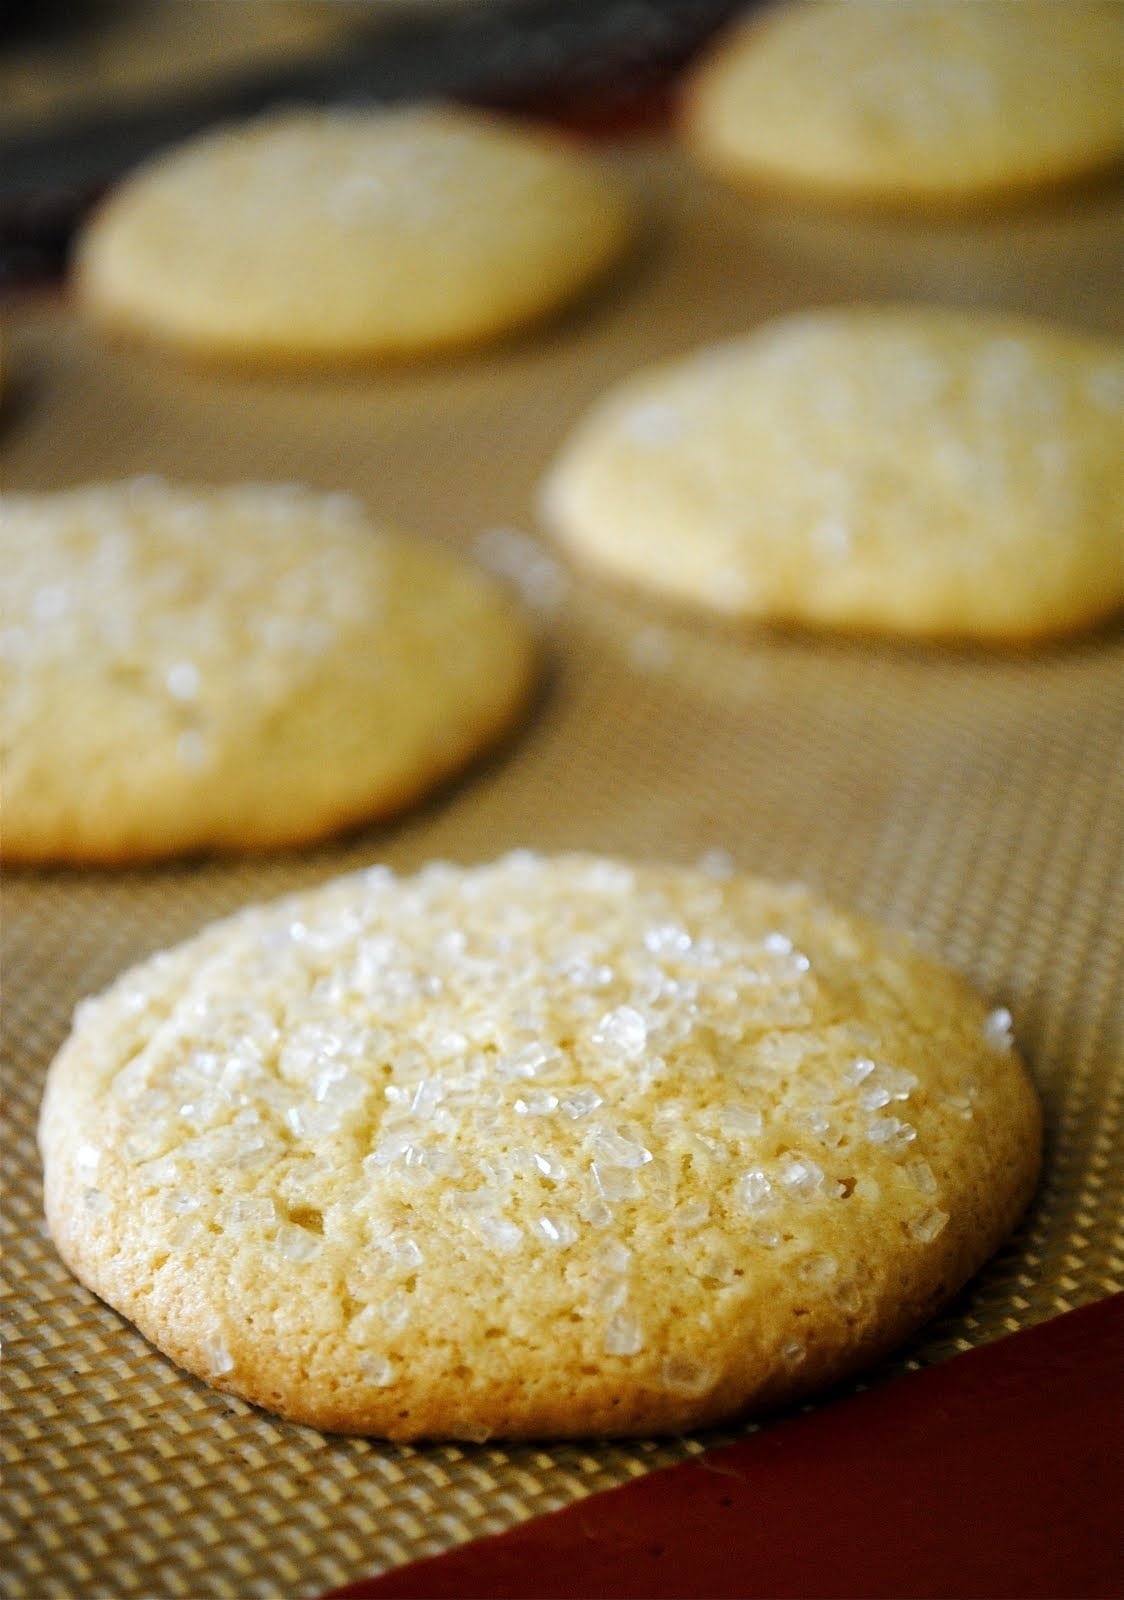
[{"x1": 40, "y1": 852, "x2": 1042, "y2": 1439}]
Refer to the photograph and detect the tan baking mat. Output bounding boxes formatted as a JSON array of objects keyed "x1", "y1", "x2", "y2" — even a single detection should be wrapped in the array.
[{"x1": 3, "y1": 145, "x2": 1123, "y2": 1600}]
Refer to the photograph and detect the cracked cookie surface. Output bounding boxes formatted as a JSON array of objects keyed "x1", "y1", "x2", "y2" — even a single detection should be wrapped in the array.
[{"x1": 40, "y1": 852, "x2": 1041, "y2": 1439}]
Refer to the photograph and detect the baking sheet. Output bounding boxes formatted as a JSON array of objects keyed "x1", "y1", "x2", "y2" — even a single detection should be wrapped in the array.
[{"x1": 2, "y1": 145, "x2": 1122, "y2": 1599}]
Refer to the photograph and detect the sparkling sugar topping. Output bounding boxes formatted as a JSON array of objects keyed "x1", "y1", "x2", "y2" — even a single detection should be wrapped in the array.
[
  {"x1": 0, "y1": 479, "x2": 385, "y2": 763},
  {"x1": 86, "y1": 854, "x2": 989, "y2": 1382},
  {"x1": 984, "y1": 1007, "x2": 1015, "y2": 1051}
]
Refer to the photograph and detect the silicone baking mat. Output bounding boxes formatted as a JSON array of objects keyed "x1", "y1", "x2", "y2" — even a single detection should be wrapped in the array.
[{"x1": 3, "y1": 145, "x2": 1122, "y2": 1599}]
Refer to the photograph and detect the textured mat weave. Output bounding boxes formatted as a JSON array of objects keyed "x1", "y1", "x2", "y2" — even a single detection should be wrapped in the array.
[{"x1": 2, "y1": 146, "x2": 1122, "y2": 1599}]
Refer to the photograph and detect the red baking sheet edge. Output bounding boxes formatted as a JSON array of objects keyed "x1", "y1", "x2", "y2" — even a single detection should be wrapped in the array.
[{"x1": 322, "y1": 1292, "x2": 1124, "y2": 1600}]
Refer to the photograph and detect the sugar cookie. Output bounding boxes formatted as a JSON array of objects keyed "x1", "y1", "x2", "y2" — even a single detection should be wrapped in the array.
[
  {"x1": 540, "y1": 307, "x2": 1124, "y2": 641},
  {"x1": 683, "y1": 1, "x2": 1124, "y2": 210},
  {"x1": 1, "y1": 479, "x2": 534, "y2": 861},
  {"x1": 40, "y1": 852, "x2": 1041, "y2": 1440},
  {"x1": 74, "y1": 104, "x2": 634, "y2": 364}
]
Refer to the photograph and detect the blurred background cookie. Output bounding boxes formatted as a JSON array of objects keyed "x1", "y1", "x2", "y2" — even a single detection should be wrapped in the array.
[
  {"x1": 683, "y1": 1, "x2": 1124, "y2": 211},
  {"x1": 40, "y1": 852, "x2": 1041, "y2": 1440},
  {"x1": 1, "y1": 478, "x2": 535, "y2": 861},
  {"x1": 73, "y1": 103, "x2": 635, "y2": 364},
  {"x1": 541, "y1": 305, "x2": 1124, "y2": 643}
]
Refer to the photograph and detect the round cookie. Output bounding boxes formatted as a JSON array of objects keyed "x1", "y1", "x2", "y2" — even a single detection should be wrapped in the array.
[
  {"x1": 540, "y1": 306, "x2": 1124, "y2": 642},
  {"x1": 0, "y1": 479, "x2": 534, "y2": 862},
  {"x1": 40, "y1": 852, "x2": 1041, "y2": 1441},
  {"x1": 74, "y1": 103, "x2": 634, "y2": 364},
  {"x1": 682, "y1": 1, "x2": 1124, "y2": 210}
]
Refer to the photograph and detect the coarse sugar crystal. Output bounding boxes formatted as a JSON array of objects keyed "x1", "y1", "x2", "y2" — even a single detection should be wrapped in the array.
[
  {"x1": 472, "y1": 1214, "x2": 523, "y2": 1253},
  {"x1": 794, "y1": 1107, "x2": 842, "y2": 1147},
  {"x1": 577, "y1": 1196, "x2": 613, "y2": 1228},
  {"x1": 592, "y1": 1238, "x2": 632, "y2": 1275},
  {"x1": 452, "y1": 1419, "x2": 494, "y2": 1444},
  {"x1": 382, "y1": 1288, "x2": 412, "y2": 1330},
  {"x1": 592, "y1": 1276, "x2": 629, "y2": 1312},
  {"x1": 365, "y1": 1132, "x2": 415, "y2": 1169},
  {"x1": 699, "y1": 1248, "x2": 737, "y2": 1285},
  {"x1": 418, "y1": 1147, "x2": 462, "y2": 1177},
  {"x1": 777, "y1": 1155, "x2": 825, "y2": 1198},
  {"x1": 643, "y1": 922, "x2": 694, "y2": 956},
  {"x1": 750, "y1": 1222, "x2": 782, "y2": 1249},
  {"x1": 360, "y1": 1353, "x2": 396, "y2": 1388},
  {"x1": 717, "y1": 1103, "x2": 764, "y2": 1139},
  {"x1": 577, "y1": 860, "x2": 635, "y2": 895},
  {"x1": 604, "y1": 1311, "x2": 644, "y2": 1357},
  {"x1": 527, "y1": 1149, "x2": 566, "y2": 1179},
  {"x1": 592, "y1": 1162, "x2": 641, "y2": 1203},
  {"x1": 560, "y1": 1087, "x2": 603, "y2": 1120},
  {"x1": 592, "y1": 1005, "x2": 649, "y2": 1060},
  {"x1": 559, "y1": 958, "x2": 615, "y2": 989},
  {"x1": 904, "y1": 1158, "x2": 938, "y2": 1195},
  {"x1": 122, "y1": 1126, "x2": 171, "y2": 1163},
  {"x1": 844, "y1": 1056, "x2": 877, "y2": 1085},
  {"x1": 984, "y1": 1007, "x2": 1015, "y2": 1051},
  {"x1": 588, "y1": 1125, "x2": 652, "y2": 1169},
  {"x1": 497, "y1": 1041, "x2": 560, "y2": 1079},
  {"x1": 944, "y1": 1094, "x2": 975, "y2": 1121},
  {"x1": 408, "y1": 1076, "x2": 447, "y2": 1116},
  {"x1": 164, "y1": 660, "x2": 200, "y2": 701},
  {"x1": 374, "y1": 1233, "x2": 424, "y2": 1270},
  {"x1": 736, "y1": 1169, "x2": 774, "y2": 1211},
  {"x1": 641, "y1": 1154, "x2": 672, "y2": 1200},
  {"x1": 275, "y1": 1223, "x2": 321, "y2": 1262},
  {"x1": 835, "y1": 1278, "x2": 863, "y2": 1315},
  {"x1": 513, "y1": 1090, "x2": 559, "y2": 1116},
  {"x1": 797, "y1": 1252, "x2": 837, "y2": 1285},
  {"x1": 697, "y1": 848, "x2": 735, "y2": 878},
  {"x1": 534, "y1": 1214, "x2": 578, "y2": 1246},
  {"x1": 880, "y1": 1066, "x2": 919, "y2": 1100},
  {"x1": 226, "y1": 1195, "x2": 276, "y2": 1229},
  {"x1": 202, "y1": 1335, "x2": 235, "y2": 1376},
  {"x1": 661, "y1": 1355, "x2": 716, "y2": 1395},
  {"x1": 672, "y1": 1197, "x2": 709, "y2": 1231},
  {"x1": 907, "y1": 1206, "x2": 950, "y2": 1244},
  {"x1": 865, "y1": 1117, "x2": 917, "y2": 1153},
  {"x1": 754, "y1": 1032, "x2": 812, "y2": 1070}
]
